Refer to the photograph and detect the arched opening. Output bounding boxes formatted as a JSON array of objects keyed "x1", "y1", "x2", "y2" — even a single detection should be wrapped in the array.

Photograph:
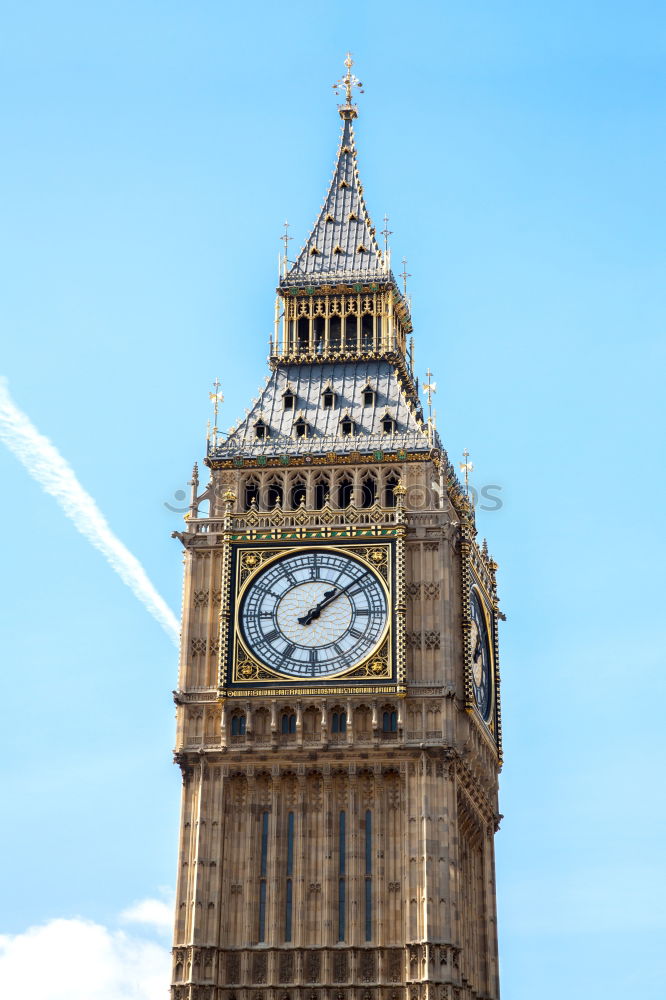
[
  {"x1": 283, "y1": 391, "x2": 295, "y2": 411},
  {"x1": 313, "y1": 316, "x2": 325, "y2": 353},
  {"x1": 231, "y1": 713, "x2": 246, "y2": 737},
  {"x1": 267, "y1": 478, "x2": 284, "y2": 507},
  {"x1": 290, "y1": 478, "x2": 306, "y2": 508},
  {"x1": 297, "y1": 317, "x2": 309, "y2": 353},
  {"x1": 254, "y1": 419, "x2": 269, "y2": 440},
  {"x1": 384, "y1": 473, "x2": 400, "y2": 508},
  {"x1": 294, "y1": 419, "x2": 309, "y2": 438},
  {"x1": 244, "y1": 476, "x2": 260, "y2": 510},
  {"x1": 331, "y1": 708, "x2": 347, "y2": 734},
  {"x1": 345, "y1": 315, "x2": 357, "y2": 350},
  {"x1": 340, "y1": 416, "x2": 354, "y2": 437},
  {"x1": 382, "y1": 708, "x2": 398, "y2": 733},
  {"x1": 329, "y1": 315, "x2": 341, "y2": 350},
  {"x1": 281, "y1": 712, "x2": 297, "y2": 735},
  {"x1": 361, "y1": 314, "x2": 373, "y2": 351},
  {"x1": 382, "y1": 414, "x2": 396, "y2": 435},
  {"x1": 361, "y1": 472, "x2": 377, "y2": 508},
  {"x1": 314, "y1": 475, "x2": 329, "y2": 509},
  {"x1": 338, "y1": 476, "x2": 353, "y2": 508}
]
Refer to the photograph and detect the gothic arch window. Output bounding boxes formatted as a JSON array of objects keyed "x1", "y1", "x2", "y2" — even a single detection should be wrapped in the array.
[
  {"x1": 361, "y1": 313, "x2": 373, "y2": 351},
  {"x1": 290, "y1": 477, "x2": 307, "y2": 509},
  {"x1": 337, "y1": 475, "x2": 353, "y2": 508},
  {"x1": 331, "y1": 707, "x2": 347, "y2": 734},
  {"x1": 384, "y1": 472, "x2": 400, "y2": 508},
  {"x1": 254, "y1": 707, "x2": 270, "y2": 739},
  {"x1": 329, "y1": 315, "x2": 341, "y2": 350},
  {"x1": 303, "y1": 706, "x2": 320, "y2": 740},
  {"x1": 243, "y1": 475, "x2": 260, "y2": 510},
  {"x1": 297, "y1": 316, "x2": 309, "y2": 352},
  {"x1": 266, "y1": 476, "x2": 284, "y2": 508},
  {"x1": 355, "y1": 704, "x2": 372, "y2": 741},
  {"x1": 382, "y1": 706, "x2": 398, "y2": 733},
  {"x1": 281, "y1": 711, "x2": 297, "y2": 735},
  {"x1": 230, "y1": 712, "x2": 246, "y2": 737},
  {"x1": 313, "y1": 315, "x2": 325, "y2": 351},
  {"x1": 345, "y1": 315, "x2": 357, "y2": 349},
  {"x1": 314, "y1": 473, "x2": 329, "y2": 509},
  {"x1": 360, "y1": 472, "x2": 377, "y2": 508}
]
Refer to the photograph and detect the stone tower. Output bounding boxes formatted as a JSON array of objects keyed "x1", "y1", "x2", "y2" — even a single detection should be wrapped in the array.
[{"x1": 171, "y1": 57, "x2": 503, "y2": 1000}]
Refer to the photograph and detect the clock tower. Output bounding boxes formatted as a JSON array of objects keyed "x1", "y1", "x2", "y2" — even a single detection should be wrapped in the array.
[{"x1": 171, "y1": 57, "x2": 504, "y2": 1000}]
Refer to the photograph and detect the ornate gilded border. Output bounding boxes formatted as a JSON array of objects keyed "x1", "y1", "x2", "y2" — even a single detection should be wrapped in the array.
[
  {"x1": 220, "y1": 538, "x2": 400, "y2": 697},
  {"x1": 461, "y1": 530, "x2": 501, "y2": 756}
]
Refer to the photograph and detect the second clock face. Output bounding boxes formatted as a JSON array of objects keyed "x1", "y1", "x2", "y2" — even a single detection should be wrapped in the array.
[
  {"x1": 239, "y1": 549, "x2": 388, "y2": 678},
  {"x1": 469, "y1": 588, "x2": 492, "y2": 720}
]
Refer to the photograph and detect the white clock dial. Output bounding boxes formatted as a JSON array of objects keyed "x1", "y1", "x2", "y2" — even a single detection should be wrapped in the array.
[{"x1": 239, "y1": 549, "x2": 388, "y2": 678}]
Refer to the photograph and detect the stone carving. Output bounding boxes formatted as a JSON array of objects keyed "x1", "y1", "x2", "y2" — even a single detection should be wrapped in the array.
[
  {"x1": 387, "y1": 949, "x2": 403, "y2": 982},
  {"x1": 225, "y1": 952, "x2": 240, "y2": 984},
  {"x1": 279, "y1": 951, "x2": 294, "y2": 983},
  {"x1": 360, "y1": 950, "x2": 376, "y2": 982},
  {"x1": 193, "y1": 590, "x2": 209, "y2": 608},
  {"x1": 424, "y1": 630, "x2": 441, "y2": 649},
  {"x1": 252, "y1": 952, "x2": 267, "y2": 983},
  {"x1": 191, "y1": 637, "x2": 207, "y2": 656},
  {"x1": 306, "y1": 950, "x2": 321, "y2": 982},
  {"x1": 333, "y1": 952, "x2": 348, "y2": 982}
]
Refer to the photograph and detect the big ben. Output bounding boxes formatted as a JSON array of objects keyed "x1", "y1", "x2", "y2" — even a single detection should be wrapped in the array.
[{"x1": 171, "y1": 56, "x2": 503, "y2": 1000}]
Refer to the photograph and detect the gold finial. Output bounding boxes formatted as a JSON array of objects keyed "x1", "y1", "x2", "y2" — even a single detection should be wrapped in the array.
[
  {"x1": 209, "y1": 378, "x2": 224, "y2": 448},
  {"x1": 400, "y1": 257, "x2": 411, "y2": 296},
  {"x1": 222, "y1": 489, "x2": 236, "y2": 507},
  {"x1": 459, "y1": 449, "x2": 474, "y2": 497},
  {"x1": 423, "y1": 369, "x2": 437, "y2": 419},
  {"x1": 281, "y1": 220, "x2": 292, "y2": 276},
  {"x1": 381, "y1": 214, "x2": 393, "y2": 255},
  {"x1": 394, "y1": 480, "x2": 407, "y2": 497},
  {"x1": 333, "y1": 53, "x2": 364, "y2": 118}
]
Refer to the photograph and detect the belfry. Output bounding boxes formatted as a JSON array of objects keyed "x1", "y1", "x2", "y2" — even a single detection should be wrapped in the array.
[{"x1": 171, "y1": 56, "x2": 503, "y2": 1000}]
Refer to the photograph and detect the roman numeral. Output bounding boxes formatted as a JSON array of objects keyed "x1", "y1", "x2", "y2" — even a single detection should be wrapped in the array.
[
  {"x1": 262, "y1": 629, "x2": 279, "y2": 643},
  {"x1": 349, "y1": 627, "x2": 364, "y2": 640}
]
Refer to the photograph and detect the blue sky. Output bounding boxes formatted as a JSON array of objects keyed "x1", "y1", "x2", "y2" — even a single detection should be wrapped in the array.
[{"x1": 1, "y1": 2, "x2": 665, "y2": 997}]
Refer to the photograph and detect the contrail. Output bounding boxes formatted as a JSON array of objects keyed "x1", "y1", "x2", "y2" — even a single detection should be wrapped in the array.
[{"x1": 0, "y1": 377, "x2": 180, "y2": 646}]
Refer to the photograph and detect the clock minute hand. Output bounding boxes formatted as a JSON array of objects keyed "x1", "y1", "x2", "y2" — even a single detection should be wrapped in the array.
[{"x1": 298, "y1": 586, "x2": 346, "y2": 626}]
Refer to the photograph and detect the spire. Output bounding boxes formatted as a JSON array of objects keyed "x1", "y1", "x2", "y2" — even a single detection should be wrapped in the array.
[{"x1": 281, "y1": 55, "x2": 386, "y2": 288}]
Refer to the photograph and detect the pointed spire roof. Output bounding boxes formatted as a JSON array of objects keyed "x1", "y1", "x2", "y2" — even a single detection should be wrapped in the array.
[{"x1": 280, "y1": 56, "x2": 388, "y2": 289}]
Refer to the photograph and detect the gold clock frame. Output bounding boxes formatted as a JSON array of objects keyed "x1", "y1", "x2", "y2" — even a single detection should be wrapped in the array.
[{"x1": 220, "y1": 538, "x2": 403, "y2": 698}]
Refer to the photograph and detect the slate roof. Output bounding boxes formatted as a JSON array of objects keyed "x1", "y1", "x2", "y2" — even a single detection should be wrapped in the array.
[
  {"x1": 280, "y1": 115, "x2": 389, "y2": 288},
  {"x1": 212, "y1": 361, "x2": 433, "y2": 460}
]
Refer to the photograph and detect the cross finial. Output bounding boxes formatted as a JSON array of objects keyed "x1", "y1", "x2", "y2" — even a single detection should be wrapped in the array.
[
  {"x1": 459, "y1": 449, "x2": 474, "y2": 497},
  {"x1": 333, "y1": 53, "x2": 364, "y2": 118},
  {"x1": 209, "y1": 377, "x2": 224, "y2": 448},
  {"x1": 400, "y1": 257, "x2": 411, "y2": 296},
  {"x1": 381, "y1": 213, "x2": 393, "y2": 255}
]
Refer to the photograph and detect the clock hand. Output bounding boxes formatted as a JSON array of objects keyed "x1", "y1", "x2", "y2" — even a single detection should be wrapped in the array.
[{"x1": 298, "y1": 585, "x2": 347, "y2": 626}]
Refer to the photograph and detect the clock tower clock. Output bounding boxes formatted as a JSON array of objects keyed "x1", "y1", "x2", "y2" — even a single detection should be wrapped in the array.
[{"x1": 171, "y1": 56, "x2": 504, "y2": 1000}]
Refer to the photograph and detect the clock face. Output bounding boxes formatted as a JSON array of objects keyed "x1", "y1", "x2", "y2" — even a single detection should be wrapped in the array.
[
  {"x1": 470, "y1": 589, "x2": 492, "y2": 719},
  {"x1": 239, "y1": 549, "x2": 388, "y2": 678}
]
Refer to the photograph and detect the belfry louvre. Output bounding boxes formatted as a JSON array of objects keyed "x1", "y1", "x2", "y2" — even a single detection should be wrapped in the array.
[{"x1": 170, "y1": 56, "x2": 504, "y2": 1000}]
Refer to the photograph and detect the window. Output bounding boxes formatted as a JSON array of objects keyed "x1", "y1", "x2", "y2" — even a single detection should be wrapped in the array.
[
  {"x1": 384, "y1": 474, "x2": 400, "y2": 508},
  {"x1": 338, "y1": 811, "x2": 346, "y2": 941},
  {"x1": 294, "y1": 419, "x2": 308, "y2": 438},
  {"x1": 281, "y1": 712, "x2": 296, "y2": 735},
  {"x1": 258, "y1": 811, "x2": 269, "y2": 942},
  {"x1": 340, "y1": 417, "x2": 354, "y2": 436},
  {"x1": 283, "y1": 391, "x2": 295, "y2": 411},
  {"x1": 244, "y1": 477, "x2": 259, "y2": 510},
  {"x1": 364, "y1": 810, "x2": 372, "y2": 941},
  {"x1": 323, "y1": 390, "x2": 336, "y2": 409},
  {"x1": 267, "y1": 480, "x2": 283, "y2": 507},
  {"x1": 382, "y1": 709, "x2": 398, "y2": 733},
  {"x1": 314, "y1": 476, "x2": 329, "y2": 509},
  {"x1": 338, "y1": 476, "x2": 353, "y2": 508},
  {"x1": 382, "y1": 415, "x2": 396, "y2": 434},
  {"x1": 361, "y1": 473, "x2": 376, "y2": 508},
  {"x1": 285, "y1": 811, "x2": 294, "y2": 941},
  {"x1": 331, "y1": 710, "x2": 347, "y2": 734},
  {"x1": 231, "y1": 714, "x2": 246, "y2": 736},
  {"x1": 363, "y1": 388, "x2": 375, "y2": 407},
  {"x1": 255, "y1": 420, "x2": 269, "y2": 440},
  {"x1": 290, "y1": 479, "x2": 306, "y2": 508},
  {"x1": 361, "y1": 314, "x2": 373, "y2": 350}
]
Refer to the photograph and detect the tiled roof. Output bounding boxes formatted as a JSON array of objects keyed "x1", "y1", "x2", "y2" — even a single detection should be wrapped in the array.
[
  {"x1": 212, "y1": 361, "x2": 432, "y2": 460},
  {"x1": 281, "y1": 116, "x2": 388, "y2": 288}
]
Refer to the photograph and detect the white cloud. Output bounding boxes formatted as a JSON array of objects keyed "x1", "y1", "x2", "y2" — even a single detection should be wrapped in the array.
[
  {"x1": 0, "y1": 913, "x2": 171, "y2": 1000},
  {"x1": 121, "y1": 897, "x2": 174, "y2": 935},
  {"x1": 0, "y1": 377, "x2": 179, "y2": 646}
]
